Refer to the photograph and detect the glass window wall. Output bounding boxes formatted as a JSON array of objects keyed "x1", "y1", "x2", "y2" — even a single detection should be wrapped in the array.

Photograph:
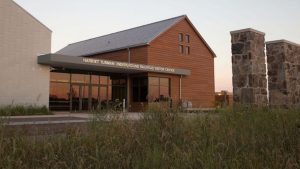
[
  {"x1": 49, "y1": 82, "x2": 70, "y2": 111},
  {"x1": 50, "y1": 72, "x2": 126, "y2": 111}
]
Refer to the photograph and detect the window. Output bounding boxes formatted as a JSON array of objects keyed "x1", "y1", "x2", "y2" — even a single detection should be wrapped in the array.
[
  {"x1": 179, "y1": 33, "x2": 183, "y2": 42},
  {"x1": 112, "y1": 79, "x2": 120, "y2": 85},
  {"x1": 50, "y1": 72, "x2": 71, "y2": 111},
  {"x1": 100, "y1": 76, "x2": 109, "y2": 85},
  {"x1": 111, "y1": 78, "x2": 126, "y2": 101},
  {"x1": 185, "y1": 46, "x2": 190, "y2": 55},
  {"x1": 112, "y1": 86, "x2": 126, "y2": 101},
  {"x1": 148, "y1": 77, "x2": 159, "y2": 101},
  {"x1": 91, "y1": 75, "x2": 99, "y2": 84},
  {"x1": 160, "y1": 78, "x2": 169, "y2": 86},
  {"x1": 99, "y1": 86, "x2": 107, "y2": 101},
  {"x1": 49, "y1": 82, "x2": 70, "y2": 111},
  {"x1": 132, "y1": 77, "x2": 148, "y2": 102},
  {"x1": 159, "y1": 78, "x2": 170, "y2": 99},
  {"x1": 132, "y1": 77, "x2": 170, "y2": 102},
  {"x1": 50, "y1": 72, "x2": 70, "y2": 83},
  {"x1": 186, "y1": 35, "x2": 190, "y2": 43},
  {"x1": 179, "y1": 45, "x2": 184, "y2": 54},
  {"x1": 71, "y1": 74, "x2": 90, "y2": 84},
  {"x1": 148, "y1": 77, "x2": 170, "y2": 102}
]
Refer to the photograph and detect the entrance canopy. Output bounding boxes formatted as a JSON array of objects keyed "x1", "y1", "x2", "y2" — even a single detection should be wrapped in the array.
[{"x1": 38, "y1": 54, "x2": 191, "y2": 76}]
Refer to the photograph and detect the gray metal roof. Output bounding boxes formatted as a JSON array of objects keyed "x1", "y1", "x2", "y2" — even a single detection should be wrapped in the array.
[{"x1": 56, "y1": 15, "x2": 186, "y2": 57}]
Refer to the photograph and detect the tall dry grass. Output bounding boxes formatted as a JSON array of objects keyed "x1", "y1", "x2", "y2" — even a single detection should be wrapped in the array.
[{"x1": 0, "y1": 104, "x2": 299, "y2": 169}]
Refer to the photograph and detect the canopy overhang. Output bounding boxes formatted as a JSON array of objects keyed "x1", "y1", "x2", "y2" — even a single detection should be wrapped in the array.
[{"x1": 38, "y1": 54, "x2": 191, "y2": 76}]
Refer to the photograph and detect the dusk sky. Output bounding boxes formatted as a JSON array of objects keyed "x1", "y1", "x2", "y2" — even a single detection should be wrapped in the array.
[{"x1": 14, "y1": 0, "x2": 300, "y2": 92}]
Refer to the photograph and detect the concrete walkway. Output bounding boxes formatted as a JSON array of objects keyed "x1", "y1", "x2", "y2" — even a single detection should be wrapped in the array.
[
  {"x1": 1, "y1": 112, "x2": 145, "y2": 126},
  {"x1": 0, "y1": 112, "x2": 217, "y2": 136},
  {"x1": 1, "y1": 111, "x2": 215, "y2": 126}
]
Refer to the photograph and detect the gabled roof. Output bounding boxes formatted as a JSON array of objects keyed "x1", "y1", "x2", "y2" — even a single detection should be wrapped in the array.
[
  {"x1": 56, "y1": 15, "x2": 216, "y2": 57},
  {"x1": 10, "y1": 0, "x2": 52, "y2": 32},
  {"x1": 56, "y1": 15, "x2": 185, "y2": 56},
  {"x1": 180, "y1": 17, "x2": 216, "y2": 57}
]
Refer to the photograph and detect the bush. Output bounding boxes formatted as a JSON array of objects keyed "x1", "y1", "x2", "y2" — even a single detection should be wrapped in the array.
[
  {"x1": 0, "y1": 105, "x2": 299, "y2": 168},
  {"x1": 0, "y1": 105, "x2": 52, "y2": 116}
]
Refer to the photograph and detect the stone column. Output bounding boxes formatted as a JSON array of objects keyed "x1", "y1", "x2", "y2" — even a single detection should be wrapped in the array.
[
  {"x1": 266, "y1": 40, "x2": 300, "y2": 108},
  {"x1": 230, "y1": 28, "x2": 268, "y2": 106}
]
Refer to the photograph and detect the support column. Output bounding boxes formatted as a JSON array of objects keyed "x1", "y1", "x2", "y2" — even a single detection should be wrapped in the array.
[
  {"x1": 266, "y1": 40, "x2": 300, "y2": 108},
  {"x1": 127, "y1": 75, "x2": 130, "y2": 112},
  {"x1": 230, "y1": 28, "x2": 268, "y2": 106}
]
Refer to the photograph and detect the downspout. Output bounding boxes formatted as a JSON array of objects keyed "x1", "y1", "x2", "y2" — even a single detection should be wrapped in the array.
[
  {"x1": 179, "y1": 75, "x2": 182, "y2": 100},
  {"x1": 126, "y1": 48, "x2": 131, "y2": 112}
]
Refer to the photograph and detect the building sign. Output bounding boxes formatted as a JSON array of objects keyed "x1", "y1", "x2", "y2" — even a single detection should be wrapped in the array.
[
  {"x1": 38, "y1": 54, "x2": 190, "y2": 75},
  {"x1": 82, "y1": 58, "x2": 176, "y2": 74}
]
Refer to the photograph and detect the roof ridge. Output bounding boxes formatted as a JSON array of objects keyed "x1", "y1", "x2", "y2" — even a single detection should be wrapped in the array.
[{"x1": 67, "y1": 15, "x2": 186, "y2": 46}]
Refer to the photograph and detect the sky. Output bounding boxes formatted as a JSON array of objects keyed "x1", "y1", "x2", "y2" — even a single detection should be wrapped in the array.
[{"x1": 14, "y1": 0, "x2": 300, "y2": 92}]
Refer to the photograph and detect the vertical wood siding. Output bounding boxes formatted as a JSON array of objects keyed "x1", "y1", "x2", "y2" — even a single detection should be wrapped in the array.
[{"x1": 148, "y1": 19, "x2": 215, "y2": 108}]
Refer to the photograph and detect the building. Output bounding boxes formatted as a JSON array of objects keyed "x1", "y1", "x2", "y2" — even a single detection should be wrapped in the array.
[
  {"x1": 0, "y1": 0, "x2": 51, "y2": 107},
  {"x1": 1, "y1": 0, "x2": 216, "y2": 112}
]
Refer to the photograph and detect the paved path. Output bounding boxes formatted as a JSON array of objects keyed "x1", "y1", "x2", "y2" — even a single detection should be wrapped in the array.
[
  {"x1": 0, "y1": 112, "x2": 217, "y2": 136},
  {"x1": 1, "y1": 113, "x2": 91, "y2": 126},
  {"x1": 0, "y1": 113, "x2": 145, "y2": 126},
  {"x1": 1, "y1": 112, "x2": 216, "y2": 126}
]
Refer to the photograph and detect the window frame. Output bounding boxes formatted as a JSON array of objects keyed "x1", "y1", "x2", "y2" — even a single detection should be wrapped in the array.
[
  {"x1": 179, "y1": 45, "x2": 184, "y2": 54},
  {"x1": 148, "y1": 77, "x2": 171, "y2": 102},
  {"x1": 179, "y1": 33, "x2": 184, "y2": 42},
  {"x1": 185, "y1": 46, "x2": 190, "y2": 55},
  {"x1": 132, "y1": 77, "x2": 171, "y2": 103},
  {"x1": 186, "y1": 34, "x2": 190, "y2": 43}
]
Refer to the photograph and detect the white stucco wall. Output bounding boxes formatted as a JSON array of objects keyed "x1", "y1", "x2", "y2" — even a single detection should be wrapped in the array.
[{"x1": 0, "y1": 0, "x2": 51, "y2": 107}]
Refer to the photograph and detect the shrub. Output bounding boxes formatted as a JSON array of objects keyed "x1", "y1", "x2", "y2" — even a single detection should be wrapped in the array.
[{"x1": 0, "y1": 105, "x2": 52, "y2": 116}]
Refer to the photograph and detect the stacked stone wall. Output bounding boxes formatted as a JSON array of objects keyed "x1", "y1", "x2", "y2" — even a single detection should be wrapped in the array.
[
  {"x1": 266, "y1": 41, "x2": 300, "y2": 108},
  {"x1": 230, "y1": 29, "x2": 268, "y2": 106}
]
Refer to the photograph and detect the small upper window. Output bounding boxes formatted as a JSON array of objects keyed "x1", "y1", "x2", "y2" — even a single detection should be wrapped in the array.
[
  {"x1": 186, "y1": 35, "x2": 190, "y2": 43},
  {"x1": 185, "y1": 46, "x2": 190, "y2": 55},
  {"x1": 179, "y1": 45, "x2": 184, "y2": 54},
  {"x1": 179, "y1": 33, "x2": 183, "y2": 42}
]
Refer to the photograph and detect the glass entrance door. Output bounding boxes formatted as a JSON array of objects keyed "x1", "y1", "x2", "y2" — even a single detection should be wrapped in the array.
[{"x1": 71, "y1": 84, "x2": 89, "y2": 111}]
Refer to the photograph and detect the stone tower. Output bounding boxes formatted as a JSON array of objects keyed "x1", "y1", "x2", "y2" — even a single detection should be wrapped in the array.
[
  {"x1": 230, "y1": 28, "x2": 268, "y2": 106},
  {"x1": 266, "y1": 40, "x2": 300, "y2": 108}
]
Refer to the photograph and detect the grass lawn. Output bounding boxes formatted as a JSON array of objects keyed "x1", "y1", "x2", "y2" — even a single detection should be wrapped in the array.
[{"x1": 0, "y1": 104, "x2": 299, "y2": 169}]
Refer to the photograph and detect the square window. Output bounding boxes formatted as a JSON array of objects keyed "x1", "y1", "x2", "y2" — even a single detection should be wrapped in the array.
[
  {"x1": 100, "y1": 76, "x2": 108, "y2": 85},
  {"x1": 179, "y1": 33, "x2": 183, "y2": 42},
  {"x1": 91, "y1": 75, "x2": 99, "y2": 84},
  {"x1": 149, "y1": 77, "x2": 159, "y2": 86},
  {"x1": 160, "y1": 78, "x2": 169, "y2": 87},
  {"x1": 186, "y1": 35, "x2": 190, "y2": 43},
  {"x1": 179, "y1": 45, "x2": 184, "y2": 54}
]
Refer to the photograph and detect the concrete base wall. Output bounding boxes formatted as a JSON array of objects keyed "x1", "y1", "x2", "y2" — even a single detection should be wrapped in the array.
[{"x1": 0, "y1": 0, "x2": 51, "y2": 107}]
